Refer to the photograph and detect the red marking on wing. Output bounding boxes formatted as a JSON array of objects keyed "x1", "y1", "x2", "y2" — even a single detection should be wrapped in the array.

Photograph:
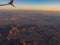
[{"x1": 9, "y1": 0, "x2": 14, "y2": 4}]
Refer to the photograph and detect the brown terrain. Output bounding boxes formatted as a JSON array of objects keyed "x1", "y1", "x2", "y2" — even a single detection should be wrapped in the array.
[{"x1": 0, "y1": 10, "x2": 60, "y2": 45}]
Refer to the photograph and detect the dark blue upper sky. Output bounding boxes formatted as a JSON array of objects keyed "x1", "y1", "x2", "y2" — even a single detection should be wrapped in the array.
[{"x1": 0, "y1": 0, "x2": 60, "y2": 4}]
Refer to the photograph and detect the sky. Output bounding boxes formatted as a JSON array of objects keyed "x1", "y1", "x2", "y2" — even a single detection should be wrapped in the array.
[{"x1": 0, "y1": 0, "x2": 60, "y2": 11}]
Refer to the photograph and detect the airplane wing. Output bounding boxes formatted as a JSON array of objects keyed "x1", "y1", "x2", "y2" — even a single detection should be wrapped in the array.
[
  {"x1": 0, "y1": 4, "x2": 9, "y2": 6},
  {"x1": 0, "y1": 0, "x2": 15, "y2": 7}
]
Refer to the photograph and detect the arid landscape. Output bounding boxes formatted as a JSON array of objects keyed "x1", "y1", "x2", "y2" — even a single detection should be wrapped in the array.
[{"x1": 0, "y1": 10, "x2": 60, "y2": 45}]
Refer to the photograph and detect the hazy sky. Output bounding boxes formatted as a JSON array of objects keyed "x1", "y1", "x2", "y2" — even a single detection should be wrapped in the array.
[{"x1": 0, "y1": 0, "x2": 60, "y2": 11}]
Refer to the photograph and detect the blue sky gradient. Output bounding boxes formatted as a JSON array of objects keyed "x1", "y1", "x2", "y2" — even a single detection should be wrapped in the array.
[
  {"x1": 0, "y1": 0, "x2": 60, "y2": 11},
  {"x1": 0, "y1": 0, "x2": 60, "y2": 6}
]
